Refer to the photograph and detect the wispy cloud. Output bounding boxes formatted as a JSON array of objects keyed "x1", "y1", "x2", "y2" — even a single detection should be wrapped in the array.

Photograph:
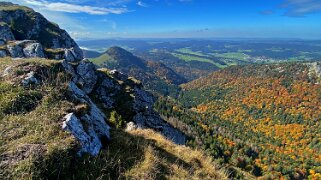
[
  {"x1": 137, "y1": 1, "x2": 149, "y2": 7},
  {"x1": 281, "y1": 0, "x2": 321, "y2": 17},
  {"x1": 20, "y1": 0, "x2": 129, "y2": 15}
]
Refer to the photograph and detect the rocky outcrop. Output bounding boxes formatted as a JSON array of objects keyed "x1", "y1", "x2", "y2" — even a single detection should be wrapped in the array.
[
  {"x1": 60, "y1": 59, "x2": 186, "y2": 154},
  {"x1": 63, "y1": 113, "x2": 102, "y2": 156},
  {"x1": 23, "y1": 42, "x2": 45, "y2": 58},
  {"x1": 63, "y1": 82, "x2": 111, "y2": 156},
  {"x1": 0, "y1": 23, "x2": 15, "y2": 41},
  {"x1": 6, "y1": 40, "x2": 45, "y2": 58},
  {"x1": 7, "y1": 43, "x2": 23, "y2": 58},
  {"x1": 76, "y1": 60, "x2": 98, "y2": 94},
  {"x1": 0, "y1": 3, "x2": 83, "y2": 61},
  {"x1": 132, "y1": 88, "x2": 186, "y2": 144}
]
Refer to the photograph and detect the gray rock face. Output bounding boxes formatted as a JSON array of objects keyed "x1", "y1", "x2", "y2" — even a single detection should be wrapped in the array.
[
  {"x1": 110, "y1": 69, "x2": 128, "y2": 81},
  {"x1": 6, "y1": 40, "x2": 45, "y2": 58},
  {"x1": 22, "y1": 71, "x2": 39, "y2": 86},
  {"x1": 61, "y1": 59, "x2": 78, "y2": 81},
  {"x1": 64, "y1": 49, "x2": 75, "y2": 62},
  {"x1": 60, "y1": 59, "x2": 186, "y2": 156},
  {"x1": 133, "y1": 113, "x2": 186, "y2": 145},
  {"x1": 0, "y1": 4, "x2": 83, "y2": 61},
  {"x1": 95, "y1": 77, "x2": 119, "y2": 109},
  {"x1": 0, "y1": 50, "x2": 7, "y2": 57},
  {"x1": 62, "y1": 113, "x2": 102, "y2": 156},
  {"x1": 7, "y1": 44, "x2": 23, "y2": 58},
  {"x1": 76, "y1": 60, "x2": 98, "y2": 94},
  {"x1": 0, "y1": 24, "x2": 15, "y2": 41},
  {"x1": 64, "y1": 82, "x2": 111, "y2": 155},
  {"x1": 132, "y1": 88, "x2": 186, "y2": 145},
  {"x1": 23, "y1": 43, "x2": 45, "y2": 58}
]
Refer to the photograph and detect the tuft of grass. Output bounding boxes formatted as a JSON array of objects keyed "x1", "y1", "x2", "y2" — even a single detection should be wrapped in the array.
[{"x1": 0, "y1": 83, "x2": 43, "y2": 114}]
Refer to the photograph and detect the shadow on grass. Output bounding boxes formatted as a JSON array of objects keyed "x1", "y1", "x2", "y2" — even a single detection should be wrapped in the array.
[{"x1": 31, "y1": 129, "x2": 192, "y2": 180}]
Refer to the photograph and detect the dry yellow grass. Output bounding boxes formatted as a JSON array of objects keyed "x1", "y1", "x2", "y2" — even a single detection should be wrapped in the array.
[{"x1": 126, "y1": 129, "x2": 228, "y2": 180}]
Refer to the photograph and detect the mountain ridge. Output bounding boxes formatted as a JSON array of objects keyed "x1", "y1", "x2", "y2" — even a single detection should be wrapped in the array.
[{"x1": 91, "y1": 46, "x2": 187, "y2": 96}]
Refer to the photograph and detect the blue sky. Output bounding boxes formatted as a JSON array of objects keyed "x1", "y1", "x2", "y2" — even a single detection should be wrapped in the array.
[{"x1": 5, "y1": 0, "x2": 321, "y2": 39}]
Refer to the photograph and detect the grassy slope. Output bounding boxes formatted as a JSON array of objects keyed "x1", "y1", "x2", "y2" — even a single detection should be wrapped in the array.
[
  {"x1": 90, "y1": 53, "x2": 114, "y2": 66},
  {"x1": 0, "y1": 57, "x2": 227, "y2": 179}
]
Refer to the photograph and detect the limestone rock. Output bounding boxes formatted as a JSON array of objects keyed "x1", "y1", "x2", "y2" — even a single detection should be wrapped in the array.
[
  {"x1": 0, "y1": 4, "x2": 83, "y2": 60},
  {"x1": 65, "y1": 82, "x2": 111, "y2": 155},
  {"x1": 64, "y1": 49, "x2": 75, "y2": 62},
  {"x1": 110, "y1": 69, "x2": 128, "y2": 81},
  {"x1": 76, "y1": 61, "x2": 98, "y2": 94},
  {"x1": 62, "y1": 113, "x2": 102, "y2": 156},
  {"x1": 6, "y1": 40, "x2": 45, "y2": 58},
  {"x1": 133, "y1": 88, "x2": 154, "y2": 112},
  {"x1": 23, "y1": 43, "x2": 45, "y2": 58},
  {"x1": 125, "y1": 122, "x2": 137, "y2": 132},
  {"x1": 133, "y1": 112, "x2": 186, "y2": 145},
  {"x1": 61, "y1": 60, "x2": 78, "y2": 82},
  {"x1": 132, "y1": 88, "x2": 186, "y2": 145},
  {"x1": 95, "y1": 77, "x2": 119, "y2": 109},
  {"x1": 0, "y1": 24, "x2": 15, "y2": 41},
  {"x1": 7, "y1": 44, "x2": 23, "y2": 58},
  {"x1": 22, "y1": 71, "x2": 39, "y2": 86}
]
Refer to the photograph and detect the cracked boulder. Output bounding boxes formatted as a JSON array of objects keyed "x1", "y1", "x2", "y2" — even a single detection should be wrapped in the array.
[
  {"x1": 62, "y1": 113, "x2": 102, "y2": 156},
  {"x1": 23, "y1": 42, "x2": 45, "y2": 58},
  {"x1": 6, "y1": 40, "x2": 46, "y2": 58}
]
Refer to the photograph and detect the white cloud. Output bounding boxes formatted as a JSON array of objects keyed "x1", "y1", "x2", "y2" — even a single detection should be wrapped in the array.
[
  {"x1": 137, "y1": 1, "x2": 149, "y2": 7},
  {"x1": 282, "y1": 0, "x2": 321, "y2": 17},
  {"x1": 20, "y1": 0, "x2": 129, "y2": 15}
]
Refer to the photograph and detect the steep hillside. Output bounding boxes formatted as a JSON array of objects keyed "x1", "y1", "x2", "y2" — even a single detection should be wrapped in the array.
[
  {"x1": 0, "y1": 2, "x2": 83, "y2": 61},
  {"x1": 156, "y1": 62, "x2": 321, "y2": 179},
  {"x1": 91, "y1": 47, "x2": 187, "y2": 96}
]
